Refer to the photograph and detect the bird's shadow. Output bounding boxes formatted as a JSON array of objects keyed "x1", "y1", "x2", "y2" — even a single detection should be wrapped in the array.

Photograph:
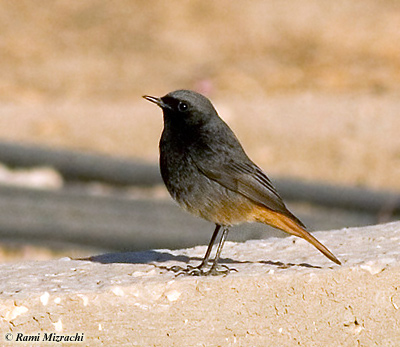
[{"x1": 80, "y1": 250, "x2": 321, "y2": 270}]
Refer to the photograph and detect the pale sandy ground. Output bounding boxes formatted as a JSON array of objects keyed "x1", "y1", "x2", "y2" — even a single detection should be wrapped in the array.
[
  {"x1": 0, "y1": 222, "x2": 399, "y2": 346},
  {"x1": 1, "y1": 1, "x2": 400, "y2": 99}
]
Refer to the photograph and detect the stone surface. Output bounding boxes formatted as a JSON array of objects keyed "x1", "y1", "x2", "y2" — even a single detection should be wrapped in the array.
[{"x1": 0, "y1": 222, "x2": 399, "y2": 346}]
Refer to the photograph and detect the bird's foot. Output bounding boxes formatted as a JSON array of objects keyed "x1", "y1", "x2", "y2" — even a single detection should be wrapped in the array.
[{"x1": 166, "y1": 263, "x2": 237, "y2": 276}]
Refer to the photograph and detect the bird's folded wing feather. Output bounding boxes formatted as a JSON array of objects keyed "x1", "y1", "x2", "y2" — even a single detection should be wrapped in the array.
[{"x1": 195, "y1": 159, "x2": 306, "y2": 228}]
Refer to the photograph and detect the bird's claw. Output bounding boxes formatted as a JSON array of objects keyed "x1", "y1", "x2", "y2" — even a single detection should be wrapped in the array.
[{"x1": 166, "y1": 263, "x2": 237, "y2": 277}]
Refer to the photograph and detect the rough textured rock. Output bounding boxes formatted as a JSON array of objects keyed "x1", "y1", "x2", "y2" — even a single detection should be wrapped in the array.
[{"x1": 1, "y1": 222, "x2": 399, "y2": 346}]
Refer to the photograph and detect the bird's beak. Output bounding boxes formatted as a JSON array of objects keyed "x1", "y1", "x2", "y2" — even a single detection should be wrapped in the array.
[{"x1": 143, "y1": 95, "x2": 165, "y2": 108}]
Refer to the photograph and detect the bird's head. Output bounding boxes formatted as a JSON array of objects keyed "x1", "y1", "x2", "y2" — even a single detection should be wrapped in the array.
[{"x1": 143, "y1": 89, "x2": 218, "y2": 128}]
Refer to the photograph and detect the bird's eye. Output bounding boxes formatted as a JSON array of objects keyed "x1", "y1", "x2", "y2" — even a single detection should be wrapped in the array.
[{"x1": 177, "y1": 102, "x2": 188, "y2": 112}]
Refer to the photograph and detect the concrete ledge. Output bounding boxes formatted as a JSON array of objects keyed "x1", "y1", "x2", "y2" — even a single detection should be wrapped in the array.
[{"x1": 1, "y1": 222, "x2": 399, "y2": 346}]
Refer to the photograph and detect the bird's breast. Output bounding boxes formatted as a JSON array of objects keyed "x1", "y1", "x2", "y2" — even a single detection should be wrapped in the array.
[
  {"x1": 159, "y1": 131, "x2": 202, "y2": 205},
  {"x1": 159, "y1": 130, "x2": 256, "y2": 225}
]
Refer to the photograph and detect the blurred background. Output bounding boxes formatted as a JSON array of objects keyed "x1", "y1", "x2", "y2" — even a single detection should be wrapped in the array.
[{"x1": 0, "y1": 0, "x2": 399, "y2": 262}]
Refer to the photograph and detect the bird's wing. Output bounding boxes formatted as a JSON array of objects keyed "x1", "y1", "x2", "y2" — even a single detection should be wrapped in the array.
[{"x1": 195, "y1": 159, "x2": 306, "y2": 228}]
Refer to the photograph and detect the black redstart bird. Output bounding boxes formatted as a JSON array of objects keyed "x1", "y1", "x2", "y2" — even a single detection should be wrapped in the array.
[{"x1": 143, "y1": 90, "x2": 341, "y2": 275}]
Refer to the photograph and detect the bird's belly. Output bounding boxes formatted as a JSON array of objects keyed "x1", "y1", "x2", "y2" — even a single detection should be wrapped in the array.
[{"x1": 160, "y1": 156, "x2": 256, "y2": 226}]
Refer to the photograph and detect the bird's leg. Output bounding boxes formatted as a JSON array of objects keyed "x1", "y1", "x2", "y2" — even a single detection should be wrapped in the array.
[
  {"x1": 172, "y1": 225, "x2": 237, "y2": 276},
  {"x1": 209, "y1": 226, "x2": 229, "y2": 268},
  {"x1": 185, "y1": 225, "x2": 230, "y2": 276},
  {"x1": 206, "y1": 226, "x2": 237, "y2": 276},
  {"x1": 195, "y1": 224, "x2": 222, "y2": 269},
  {"x1": 167, "y1": 224, "x2": 222, "y2": 275}
]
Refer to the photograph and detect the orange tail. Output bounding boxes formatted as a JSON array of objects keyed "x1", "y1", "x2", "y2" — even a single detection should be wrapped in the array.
[{"x1": 252, "y1": 206, "x2": 341, "y2": 265}]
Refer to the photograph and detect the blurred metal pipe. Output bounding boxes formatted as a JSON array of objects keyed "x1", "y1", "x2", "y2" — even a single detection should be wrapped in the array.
[
  {"x1": 274, "y1": 178, "x2": 400, "y2": 215},
  {"x1": 0, "y1": 184, "x2": 279, "y2": 251},
  {"x1": 0, "y1": 141, "x2": 162, "y2": 186},
  {"x1": 0, "y1": 141, "x2": 399, "y2": 214}
]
